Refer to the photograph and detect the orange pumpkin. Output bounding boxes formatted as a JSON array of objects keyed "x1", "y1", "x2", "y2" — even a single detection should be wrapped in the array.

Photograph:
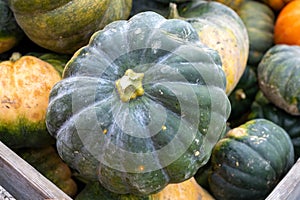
[
  {"x1": 274, "y1": 0, "x2": 300, "y2": 45},
  {"x1": 0, "y1": 53, "x2": 61, "y2": 148}
]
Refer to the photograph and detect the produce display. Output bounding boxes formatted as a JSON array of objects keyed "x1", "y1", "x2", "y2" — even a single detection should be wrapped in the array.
[{"x1": 1, "y1": 0, "x2": 299, "y2": 199}]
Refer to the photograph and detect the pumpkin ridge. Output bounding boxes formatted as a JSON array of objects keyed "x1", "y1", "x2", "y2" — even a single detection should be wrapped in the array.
[
  {"x1": 281, "y1": 62, "x2": 300, "y2": 105},
  {"x1": 235, "y1": 137, "x2": 281, "y2": 177},
  {"x1": 210, "y1": 169, "x2": 268, "y2": 194},
  {"x1": 213, "y1": 162, "x2": 269, "y2": 190},
  {"x1": 216, "y1": 137, "x2": 278, "y2": 179},
  {"x1": 210, "y1": 174, "x2": 266, "y2": 199}
]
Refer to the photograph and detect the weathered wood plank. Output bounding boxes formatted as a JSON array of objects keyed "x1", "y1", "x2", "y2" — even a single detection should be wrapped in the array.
[
  {"x1": 0, "y1": 141, "x2": 72, "y2": 200},
  {"x1": 266, "y1": 158, "x2": 300, "y2": 200}
]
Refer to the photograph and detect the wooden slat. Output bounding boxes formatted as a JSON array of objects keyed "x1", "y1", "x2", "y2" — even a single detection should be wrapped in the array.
[
  {"x1": 0, "y1": 141, "x2": 72, "y2": 200},
  {"x1": 266, "y1": 158, "x2": 300, "y2": 200}
]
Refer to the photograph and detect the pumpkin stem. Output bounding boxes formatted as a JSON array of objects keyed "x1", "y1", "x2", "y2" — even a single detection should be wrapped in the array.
[
  {"x1": 168, "y1": 3, "x2": 185, "y2": 20},
  {"x1": 9, "y1": 52, "x2": 22, "y2": 62},
  {"x1": 235, "y1": 89, "x2": 246, "y2": 101},
  {"x1": 115, "y1": 69, "x2": 144, "y2": 102}
]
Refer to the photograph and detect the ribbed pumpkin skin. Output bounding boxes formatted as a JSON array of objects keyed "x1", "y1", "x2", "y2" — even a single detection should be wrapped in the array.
[
  {"x1": 0, "y1": 54, "x2": 61, "y2": 148},
  {"x1": 8, "y1": 0, "x2": 132, "y2": 54},
  {"x1": 209, "y1": 119, "x2": 294, "y2": 200},
  {"x1": 257, "y1": 44, "x2": 300, "y2": 116},
  {"x1": 237, "y1": 0, "x2": 275, "y2": 66},
  {"x1": 46, "y1": 12, "x2": 230, "y2": 195},
  {"x1": 249, "y1": 91, "x2": 300, "y2": 158},
  {"x1": 172, "y1": 1, "x2": 249, "y2": 95},
  {"x1": 75, "y1": 178, "x2": 213, "y2": 200},
  {"x1": 0, "y1": 0, "x2": 23, "y2": 53},
  {"x1": 18, "y1": 146, "x2": 78, "y2": 197}
]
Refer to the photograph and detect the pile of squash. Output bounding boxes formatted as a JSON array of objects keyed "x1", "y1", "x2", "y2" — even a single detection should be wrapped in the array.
[{"x1": 1, "y1": 0, "x2": 299, "y2": 199}]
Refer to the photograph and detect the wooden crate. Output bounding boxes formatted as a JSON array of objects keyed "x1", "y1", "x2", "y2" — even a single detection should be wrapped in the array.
[
  {"x1": 266, "y1": 158, "x2": 300, "y2": 200},
  {"x1": 1, "y1": 140, "x2": 299, "y2": 200},
  {"x1": 0, "y1": 141, "x2": 71, "y2": 200}
]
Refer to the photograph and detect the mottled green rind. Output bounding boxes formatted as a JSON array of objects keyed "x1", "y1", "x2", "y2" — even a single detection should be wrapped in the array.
[
  {"x1": 249, "y1": 91, "x2": 300, "y2": 158},
  {"x1": 8, "y1": 0, "x2": 132, "y2": 54},
  {"x1": 0, "y1": 117, "x2": 54, "y2": 149},
  {"x1": 0, "y1": 0, "x2": 24, "y2": 53},
  {"x1": 46, "y1": 11, "x2": 230, "y2": 195},
  {"x1": 75, "y1": 181, "x2": 152, "y2": 200},
  {"x1": 209, "y1": 119, "x2": 294, "y2": 200},
  {"x1": 257, "y1": 45, "x2": 300, "y2": 115},
  {"x1": 237, "y1": 0, "x2": 275, "y2": 66}
]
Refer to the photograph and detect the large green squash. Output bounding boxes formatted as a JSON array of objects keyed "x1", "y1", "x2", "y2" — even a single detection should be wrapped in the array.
[
  {"x1": 46, "y1": 11, "x2": 231, "y2": 195},
  {"x1": 169, "y1": 1, "x2": 249, "y2": 95},
  {"x1": 0, "y1": 0, "x2": 24, "y2": 53},
  {"x1": 249, "y1": 91, "x2": 300, "y2": 158},
  {"x1": 18, "y1": 146, "x2": 78, "y2": 197},
  {"x1": 208, "y1": 119, "x2": 294, "y2": 200},
  {"x1": 0, "y1": 53, "x2": 61, "y2": 148},
  {"x1": 257, "y1": 44, "x2": 300, "y2": 116},
  {"x1": 75, "y1": 178, "x2": 214, "y2": 200},
  {"x1": 236, "y1": 0, "x2": 275, "y2": 66},
  {"x1": 8, "y1": 0, "x2": 132, "y2": 54}
]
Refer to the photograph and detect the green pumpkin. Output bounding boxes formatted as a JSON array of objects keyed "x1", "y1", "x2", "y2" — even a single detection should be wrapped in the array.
[
  {"x1": 18, "y1": 146, "x2": 78, "y2": 197},
  {"x1": 8, "y1": 0, "x2": 132, "y2": 54},
  {"x1": 236, "y1": 0, "x2": 275, "y2": 66},
  {"x1": 75, "y1": 178, "x2": 212, "y2": 200},
  {"x1": 249, "y1": 91, "x2": 300, "y2": 158},
  {"x1": 0, "y1": 0, "x2": 24, "y2": 53},
  {"x1": 208, "y1": 119, "x2": 295, "y2": 200},
  {"x1": 169, "y1": 1, "x2": 249, "y2": 95},
  {"x1": 46, "y1": 11, "x2": 231, "y2": 195},
  {"x1": 257, "y1": 44, "x2": 300, "y2": 116},
  {"x1": 228, "y1": 65, "x2": 258, "y2": 123}
]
